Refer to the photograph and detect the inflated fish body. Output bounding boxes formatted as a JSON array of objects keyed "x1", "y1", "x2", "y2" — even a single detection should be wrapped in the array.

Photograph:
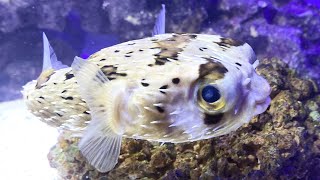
[
  {"x1": 23, "y1": 5, "x2": 271, "y2": 172},
  {"x1": 24, "y1": 32, "x2": 270, "y2": 139}
]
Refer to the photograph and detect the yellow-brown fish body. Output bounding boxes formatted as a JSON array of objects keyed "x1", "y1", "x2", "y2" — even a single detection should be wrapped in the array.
[{"x1": 23, "y1": 33, "x2": 271, "y2": 172}]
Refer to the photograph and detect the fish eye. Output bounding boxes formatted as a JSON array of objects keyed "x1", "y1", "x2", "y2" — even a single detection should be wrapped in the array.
[
  {"x1": 201, "y1": 85, "x2": 220, "y2": 103},
  {"x1": 197, "y1": 83, "x2": 225, "y2": 113}
]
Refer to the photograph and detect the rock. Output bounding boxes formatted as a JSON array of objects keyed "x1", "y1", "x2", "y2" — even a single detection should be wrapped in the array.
[
  {"x1": 257, "y1": 58, "x2": 288, "y2": 98},
  {"x1": 269, "y1": 90, "x2": 306, "y2": 124},
  {"x1": 150, "y1": 147, "x2": 173, "y2": 169},
  {"x1": 162, "y1": 169, "x2": 189, "y2": 180},
  {"x1": 288, "y1": 77, "x2": 315, "y2": 100}
]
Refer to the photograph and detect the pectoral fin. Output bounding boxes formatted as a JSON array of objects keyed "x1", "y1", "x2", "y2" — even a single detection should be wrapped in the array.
[
  {"x1": 78, "y1": 116, "x2": 122, "y2": 172},
  {"x1": 71, "y1": 57, "x2": 123, "y2": 172}
]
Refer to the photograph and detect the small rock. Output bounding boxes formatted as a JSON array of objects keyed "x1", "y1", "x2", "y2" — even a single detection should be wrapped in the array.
[
  {"x1": 289, "y1": 77, "x2": 314, "y2": 100},
  {"x1": 150, "y1": 148, "x2": 173, "y2": 169}
]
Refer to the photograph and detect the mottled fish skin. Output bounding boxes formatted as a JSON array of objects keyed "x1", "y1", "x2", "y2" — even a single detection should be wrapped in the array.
[{"x1": 23, "y1": 33, "x2": 271, "y2": 142}]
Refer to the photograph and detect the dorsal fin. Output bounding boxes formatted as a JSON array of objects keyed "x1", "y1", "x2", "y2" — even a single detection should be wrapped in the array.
[
  {"x1": 42, "y1": 32, "x2": 68, "y2": 71},
  {"x1": 152, "y1": 4, "x2": 166, "y2": 36}
]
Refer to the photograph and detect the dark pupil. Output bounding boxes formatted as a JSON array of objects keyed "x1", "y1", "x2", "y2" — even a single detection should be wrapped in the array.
[{"x1": 201, "y1": 85, "x2": 220, "y2": 103}]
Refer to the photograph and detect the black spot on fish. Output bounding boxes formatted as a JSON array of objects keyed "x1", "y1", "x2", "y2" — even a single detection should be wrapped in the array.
[
  {"x1": 139, "y1": 49, "x2": 144, "y2": 52},
  {"x1": 159, "y1": 85, "x2": 168, "y2": 94},
  {"x1": 199, "y1": 47, "x2": 208, "y2": 51},
  {"x1": 155, "y1": 58, "x2": 167, "y2": 65},
  {"x1": 148, "y1": 64, "x2": 153, "y2": 67},
  {"x1": 53, "y1": 83, "x2": 57, "y2": 85},
  {"x1": 108, "y1": 72, "x2": 117, "y2": 76},
  {"x1": 150, "y1": 47, "x2": 160, "y2": 49},
  {"x1": 125, "y1": 55, "x2": 131, "y2": 58},
  {"x1": 106, "y1": 70, "x2": 127, "y2": 79},
  {"x1": 56, "y1": 113, "x2": 62, "y2": 117},
  {"x1": 141, "y1": 82, "x2": 149, "y2": 87},
  {"x1": 61, "y1": 90, "x2": 67, "y2": 93},
  {"x1": 151, "y1": 39, "x2": 158, "y2": 41},
  {"x1": 172, "y1": 78, "x2": 180, "y2": 84},
  {"x1": 83, "y1": 111, "x2": 90, "y2": 115},
  {"x1": 216, "y1": 43, "x2": 228, "y2": 50},
  {"x1": 155, "y1": 106, "x2": 165, "y2": 113},
  {"x1": 37, "y1": 100, "x2": 42, "y2": 104},
  {"x1": 114, "y1": 50, "x2": 120, "y2": 53},
  {"x1": 128, "y1": 43, "x2": 136, "y2": 45},
  {"x1": 101, "y1": 65, "x2": 119, "y2": 80},
  {"x1": 204, "y1": 113, "x2": 223, "y2": 125},
  {"x1": 39, "y1": 96, "x2": 44, "y2": 99},
  {"x1": 126, "y1": 51, "x2": 134, "y2": 54},
  {"x1": 62, "y1": 96, "x2": 73, "y2": 100},
  {"x1": 118, "y1": 73, "x2": 127, "y2": 76},
  {"x1": 101, "y1": 65, "x2": 114, "y2": 69},
  {"x1": 65, "y1": 73, "x2": 74, "y2": 80},
  {"x1": 235, "y1": 62, "x2": 242, "y2": 66},
  {"x1": 154, "y1": 53, "x2": 178, "y2": 65},
  {"x1": 160, "y1": 85, "x2": 168, "y2": 89},
  {"x1": 199, "y1": 59, "x2": 228, "y2": 79},
  {"x1": 100, "y1": 58, "x2": 106, "y2": 61}
]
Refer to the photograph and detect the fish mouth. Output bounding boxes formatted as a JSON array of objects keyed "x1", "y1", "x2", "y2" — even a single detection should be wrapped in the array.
[
  {"x1": 252, "y1": 84, "x2": 271, "y2": 115},
  {"x1": 255, "y1": 83, "x2": 271, "y2": 105},
  {"x1": 253, "y1": 96, "x2": 271, "y2": 116}
]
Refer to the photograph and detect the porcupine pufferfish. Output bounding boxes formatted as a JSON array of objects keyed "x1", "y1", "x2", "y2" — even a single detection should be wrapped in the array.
[{"x1": 22, "y1": 5, "x2": 271, "y2": 172}]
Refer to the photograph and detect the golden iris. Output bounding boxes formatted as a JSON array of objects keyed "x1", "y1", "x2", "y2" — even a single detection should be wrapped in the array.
[{"x1": 197, "y1": 83, "x2": 225, "y2": 113}]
